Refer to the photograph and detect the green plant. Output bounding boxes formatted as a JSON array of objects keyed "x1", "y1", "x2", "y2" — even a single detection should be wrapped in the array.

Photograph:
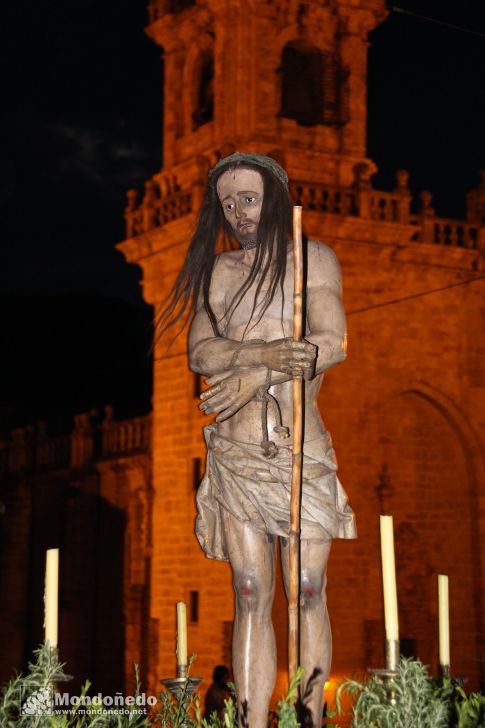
[
  {"x1": 0, "y1": 646, "x2": 309, "y2": 727},
  {"x1": 191, "y1": 689, "x2": 237, "y2": 728},
  {"x1": 273, "y1": 666, "x2": 305, "y2": 728},
  {"x1": 0, "y1": 643, "x2": 150, "y2": 728},
  {"x1": 0, "y1": 642, "x2": 72, "y2": 727},
  {"x1": 435, "y1": 677, "x2": 485, "y2": 728},
  {"x1": 156, "y1": 663, "x2": 304, "y2": 728},
  {"x1": 453, "y1": 689, "x2": 485, "y2": 728},
  {"x1": 330, "y1": 657, "x2": 449, "y2": 728}
]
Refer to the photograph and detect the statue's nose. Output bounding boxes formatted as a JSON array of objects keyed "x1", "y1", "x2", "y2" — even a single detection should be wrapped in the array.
[{"x1": 234, "y1": 200, "x2": 246, "y2": 219}]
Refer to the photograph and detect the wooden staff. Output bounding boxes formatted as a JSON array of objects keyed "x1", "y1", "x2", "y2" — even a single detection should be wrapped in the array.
[{"x1": 288, "y1": 205, "x2": 304, "y2": 685}]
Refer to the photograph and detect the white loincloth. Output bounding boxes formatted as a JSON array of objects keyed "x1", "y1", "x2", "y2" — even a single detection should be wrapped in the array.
[{"x1": 195, "y1": 424, "x2": 357, "y2": 561}]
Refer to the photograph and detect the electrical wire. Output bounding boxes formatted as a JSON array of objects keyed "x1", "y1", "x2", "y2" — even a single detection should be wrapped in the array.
[
  {"x1": 347, "y1": 274, "x2": 485, "y2": 316},
  {"x1": 389, "y1": 6, "x2": 485, "y2": 40}
]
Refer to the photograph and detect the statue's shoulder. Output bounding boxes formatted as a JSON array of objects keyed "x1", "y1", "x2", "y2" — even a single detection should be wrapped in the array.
[
  {"x1": 306, "y1": 240, "x2": 342, "y2": 285},
  {"x1": 306, "y1": 239, "x2": 340, "y2": 265},
  {"x1": 217, "y1": 248, "x2": 241, "y2": 261},
  {"x1": 214, "y1": 249, "x2": 244, "y2": 272}
]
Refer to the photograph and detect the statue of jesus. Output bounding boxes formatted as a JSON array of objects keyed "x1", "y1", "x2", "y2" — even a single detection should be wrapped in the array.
[{"x1": 158, "y1": 153, "x2": 356, "y2": 726}]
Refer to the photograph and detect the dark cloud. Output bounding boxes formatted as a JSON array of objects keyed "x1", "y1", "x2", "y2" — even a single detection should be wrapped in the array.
[
  {"x1": 1, "y1": 0, "x2": 162, "y2": 300},
  {"x1": 368, "y1": 3, "x2": 485, "y2": 217},
  {"x1": 1, "y1": 0, "x2": 484, "y2": 298},
  {"x1": 48, "y1": 121, "x2": 155, "y2": 191}
]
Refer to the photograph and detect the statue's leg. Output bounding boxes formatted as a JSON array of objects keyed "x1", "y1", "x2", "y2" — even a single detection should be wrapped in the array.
[
  {"x1": 220, "y1": 507, "x2": 276, "y2": 728},
  {"x1": 281, "y1": 537, "x2": 332, "y2": 724}
]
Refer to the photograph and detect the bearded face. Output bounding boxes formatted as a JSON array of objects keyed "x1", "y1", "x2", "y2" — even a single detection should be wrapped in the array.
[{"x1": 216, "y1": 168, "x2": 264, "y2": 249}]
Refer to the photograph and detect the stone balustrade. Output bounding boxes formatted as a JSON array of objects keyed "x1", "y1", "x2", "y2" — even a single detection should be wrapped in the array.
[
  {"x1": 35, "y1": 434, "x2": 71, "y2": 468},
  {"x1": 124, "y1": 169, "x2": 485, "y2": 254},
  {"x1": 102, "y1": 414, "x2": 152, "y2": 456},
  {"x1": 0, "y1": 427, "x2": 71, "y2": 474},
  {"x1": 420, "y1": 219, "x2": 478, "y2": 249},
  {"x1": 368, "y1": 191, "x2": 401, "y2": 222},
  {"x1": 0, "y1": 410, "x2": 152, "y2": 475},
  {"x1": 125, "y1": 183, "x2": 192, "y2": 239},
  {"x1": 290, "y1": 182, "x2": 357, "y2": 217}
]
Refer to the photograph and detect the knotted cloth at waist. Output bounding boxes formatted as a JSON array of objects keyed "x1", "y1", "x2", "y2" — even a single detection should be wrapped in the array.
[{"x1": 195, "y1": 424, "x2": 357, "y2": 561}]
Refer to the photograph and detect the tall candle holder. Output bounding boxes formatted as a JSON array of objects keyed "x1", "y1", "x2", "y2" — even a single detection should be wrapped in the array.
[
  {"x1": 47, "y1": 646, "x2": 73, "y2": 686},
  {"x1": 385, "y1": 638, "x2": 400, "y2": 674},
  {"x1": 160, "y1": 664, "x2": 202, "y2": 723},
  {"x1": 368, "y1": 638, "x2": 400, "y2": 705},
  {"x1": 439, "y1": 663, "x2": 450, "y2": 679}
]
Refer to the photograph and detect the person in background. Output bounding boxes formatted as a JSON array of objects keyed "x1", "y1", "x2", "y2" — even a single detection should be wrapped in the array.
[{"x1": 204, "y1": 664, "x2": 231, "y2": 718}]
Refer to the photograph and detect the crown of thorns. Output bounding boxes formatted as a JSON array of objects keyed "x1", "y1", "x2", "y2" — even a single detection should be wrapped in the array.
[{"x1": 208, "y1": 152, "x2": 289, "y2": 190}]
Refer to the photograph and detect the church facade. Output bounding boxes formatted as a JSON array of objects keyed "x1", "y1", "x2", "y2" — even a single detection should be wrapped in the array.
[
  {"x1": 1, "y1": 0, "x2": 484, "y2": 703},
  {"x1": 118, "y1": 0, "x2": 485, "y2": 696}
]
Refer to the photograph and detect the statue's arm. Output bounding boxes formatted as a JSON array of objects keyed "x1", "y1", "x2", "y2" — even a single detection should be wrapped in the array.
[
  {"x1": 188, "y1": 274, "x2": 316, "y2": 378},
  {"x1": 305, "y1": 241, "x2": 347, "y2": 374},
  {"x1": 188, "y1": 305, "x2": 273, "y2": 421},
  {"x1": 187, "y1": 258, "x2": 241, "y2": 375},
  {"x1": 188, "y1": 306, "x2": 264, "y2": 376},
  {"x1": 189, "y1": 310, "x2": 317, "y2": 380}
]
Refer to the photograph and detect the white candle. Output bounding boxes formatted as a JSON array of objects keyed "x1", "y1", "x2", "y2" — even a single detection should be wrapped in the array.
[
  {"x1": 44, "y1": 549, "x2": 59, "y2": 648},
  {"x1": 380, "y1": 516, "x2": 399, "y2": 642},
  {"x1": 176, "y1": 601, "x2": 187, "y2": 666},
  {"x1": 438, "y1": 574, "x2": 450, "y2": 667}
]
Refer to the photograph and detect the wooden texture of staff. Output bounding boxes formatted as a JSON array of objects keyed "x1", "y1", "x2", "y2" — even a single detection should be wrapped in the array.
[{"x1": 288, "y1": 205, "x2": 304, "y2": 685}]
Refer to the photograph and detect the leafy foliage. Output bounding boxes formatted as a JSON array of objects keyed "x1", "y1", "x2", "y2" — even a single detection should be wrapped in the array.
[
  {"x1": 453, "y1": 690, "x2": 485, "y2": 728},
  {"x1": 435, "y1": 677, "x2": 485, "y2": 728},
  {"x1": 4, "y1": 648, "x2": 483, "y2": 727},
  {"x1": 328, "y1": 658, "x2": 485, "y2": 728},
  {"x1": 1, "y1": 646, "x2": 302, "y2": 727},
  {"x1": 0, "y1": 644, "x2": 150, "y2": 728},
  {"x1": 157, "y1": 665, "x2": 304, "y2": 728},
  {"x1": 273, "y1": 667, "x2": 305, "y2": 728}
]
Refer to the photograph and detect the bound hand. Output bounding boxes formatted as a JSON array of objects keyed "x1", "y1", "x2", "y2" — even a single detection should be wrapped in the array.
[
  {"x1": 261, "y1": 338, "x2": 317, "y2": 380},
  {"x1": 199, "y1": 367, "x2": 268, "y2": 422}
]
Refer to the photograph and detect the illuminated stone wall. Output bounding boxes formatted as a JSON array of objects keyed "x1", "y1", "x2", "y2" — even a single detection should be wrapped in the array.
[
  {"x1": 0, "y1": 410, "x2": 152, "y2": 694},
  {"x1": 1, "y1": 0, "x2": 483, "y2": 703},
  {"x1": 120, "y1": 0, "x2": 485, "y2": 698}
]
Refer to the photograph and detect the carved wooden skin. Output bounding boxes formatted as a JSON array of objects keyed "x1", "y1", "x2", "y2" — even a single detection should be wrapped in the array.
[{"x1": 188, "y1": 169, "x2": 347, "y2": 726}]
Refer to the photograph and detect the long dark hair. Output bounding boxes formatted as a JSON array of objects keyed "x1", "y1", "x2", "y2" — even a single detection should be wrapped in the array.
[{"x1": 155, "y1": 160, "x2": 293, "y2": 342}]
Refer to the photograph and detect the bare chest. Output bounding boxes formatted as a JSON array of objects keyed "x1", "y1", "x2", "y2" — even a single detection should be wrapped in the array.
[{"x1": 211, "y1": 262, "x2": 295, "y2": 342}]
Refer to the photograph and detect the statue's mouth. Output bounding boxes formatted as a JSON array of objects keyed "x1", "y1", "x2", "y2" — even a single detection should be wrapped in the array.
[{"x1": 237, "y1": 220, "x2": 255, "y2": 232}]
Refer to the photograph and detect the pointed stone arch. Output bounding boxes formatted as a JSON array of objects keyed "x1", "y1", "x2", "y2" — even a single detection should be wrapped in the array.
[
  {"x1": 368, "y1": 381, "x2": 484, "y2": 677},
  {"x1": 276, "y1": 34, "x2": 349, "y2": 128},
  {"x1": 278, "y1": 41, "x2": 325, "y2": 126},
  {"x1": 191, "y1": 48, "x2": 214, "y2": 130},
  {"x1": 182, "y1": 33, "x2": 215, "y2": 135}
]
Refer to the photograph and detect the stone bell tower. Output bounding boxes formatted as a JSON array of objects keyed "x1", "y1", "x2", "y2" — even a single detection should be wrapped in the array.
[
  {"x1": 118, "y1": 0, "x2": 485, "y2": 697},
  {"x1": 145, "y1": 0, "x2": 384, "y2": 190}
]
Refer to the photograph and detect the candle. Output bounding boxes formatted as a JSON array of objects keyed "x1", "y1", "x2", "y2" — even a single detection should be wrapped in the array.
[
  {"x1": 379, "y1": 516, "x2": 399, "y2": 642},
  {"x1": 438, "y1": 574, "x2": 450, "y2": 668},
  {"x1": 44, "y1": 549, "x2": 59, "y2": 648},
  {"x1": 176, "y1": 601, "x2": 187, "y2": 666}
]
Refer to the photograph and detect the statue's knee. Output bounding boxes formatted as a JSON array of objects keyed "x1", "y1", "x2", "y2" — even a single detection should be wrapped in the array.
[
  {"x1": 234, "y1": 574, "x2": 270, "y2": 610},
  {"x1": 235, "y1": 577, "x2": 255, "y2": 599},
  {"x1": 300, "y1": 572, "x2": 325, "y2": 610}
]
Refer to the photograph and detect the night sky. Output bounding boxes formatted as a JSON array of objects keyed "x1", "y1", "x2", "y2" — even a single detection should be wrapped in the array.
[{"x1": 1, "y1": 1, "x2": 484, "y2": 427}]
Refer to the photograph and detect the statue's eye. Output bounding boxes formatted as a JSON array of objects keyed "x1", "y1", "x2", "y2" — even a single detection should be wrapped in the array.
[
  {"x1": 225, "y1": 202, "x2": 235, "y2": 211},
  {"x1": 245, "y1": 196, "x2": 256, "y2": 204}
]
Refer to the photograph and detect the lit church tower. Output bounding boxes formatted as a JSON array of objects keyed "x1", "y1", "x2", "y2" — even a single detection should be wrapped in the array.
[{"x1": 118, "y1": 0, "x2": 485, "y2": 695}]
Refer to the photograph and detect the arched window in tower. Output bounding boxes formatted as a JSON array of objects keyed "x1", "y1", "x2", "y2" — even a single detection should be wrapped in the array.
[
  {"x1": 322, "y1": 55, "x2": 350, "y2": 127},
  {"x1": 192, "y1": 52, "x2": 214, "y2": 129},
  {"x1": 279, "y1": 44, "x2": 324, "y2": 126},
  {"x1": 279, "y1": 43, "x2": 350, "y2": 128}
]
